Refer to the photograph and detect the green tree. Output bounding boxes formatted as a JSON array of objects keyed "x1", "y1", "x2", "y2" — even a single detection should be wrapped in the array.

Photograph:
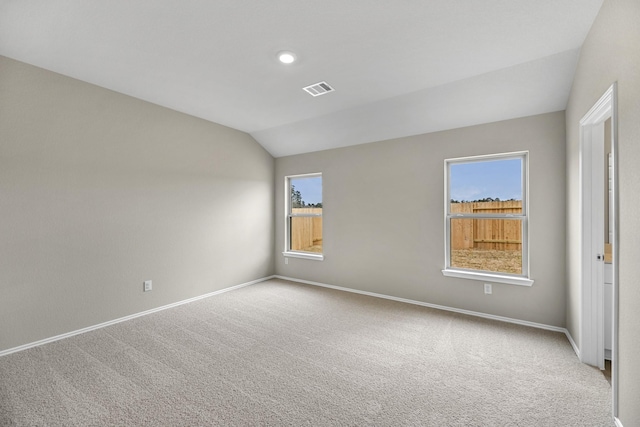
[{"x1": 291, "y1": 185, "x2": 305, "y2": 208}]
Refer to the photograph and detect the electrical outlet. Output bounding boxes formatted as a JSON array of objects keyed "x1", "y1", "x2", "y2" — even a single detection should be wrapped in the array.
[
  {"x1": 285, "y1": 257, "x2": 288, "y2": 265},
  {"x1": 484, "y1": 283, "x2": 492, "y2": 295},
  {"x1": 144, "y1": 280, "x2": 152, "y2": 292}
]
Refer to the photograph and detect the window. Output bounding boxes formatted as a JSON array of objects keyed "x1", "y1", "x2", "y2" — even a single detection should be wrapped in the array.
[
  {"x1": 442, "y1": 152, "x2": 532, "y2": 286},
  {"x1": 284, "y1": 173, "x2": 323, "y2": 260}
]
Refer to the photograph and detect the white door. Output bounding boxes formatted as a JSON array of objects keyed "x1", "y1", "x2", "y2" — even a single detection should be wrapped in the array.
[{"x1": 581, "y1": 120, "x2": 605, "y2": 370}]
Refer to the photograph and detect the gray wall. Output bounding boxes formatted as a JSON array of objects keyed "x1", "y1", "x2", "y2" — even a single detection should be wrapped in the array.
[
  {"x1": 565, "y1": 0, "x2": 640, "y2": 424},
  {"x1": 276, "y1": 112, "x2": 566, "y2": 327},
  {"x1": 0, "y1": 56, "x2": 275, "y2": 352}
]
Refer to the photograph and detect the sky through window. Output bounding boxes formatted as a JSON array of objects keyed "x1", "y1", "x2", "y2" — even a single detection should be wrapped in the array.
[{"x1": 450, "y1": 158, "x2": 522, "y2": 202}]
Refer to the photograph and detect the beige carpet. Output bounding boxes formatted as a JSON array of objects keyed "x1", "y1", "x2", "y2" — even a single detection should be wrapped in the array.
[{"x1": 0, "y1": 279, "x2": 613, "y2": 426}]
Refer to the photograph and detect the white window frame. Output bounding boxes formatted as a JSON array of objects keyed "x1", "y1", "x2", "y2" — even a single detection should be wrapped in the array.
[
  {"x1": 283, "y1": 173, "x2": 324, "y2": 261},
  {"x1": 442, "y1": 152, "x2": 533, "y2": 286}
]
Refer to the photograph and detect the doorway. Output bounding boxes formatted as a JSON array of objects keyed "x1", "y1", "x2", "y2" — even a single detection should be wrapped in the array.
[{"x1": 579, "y1": 83, "x2": 617, "y2": 417}]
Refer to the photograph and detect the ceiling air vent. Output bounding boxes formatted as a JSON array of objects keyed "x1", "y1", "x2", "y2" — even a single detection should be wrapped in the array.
[{"x1": 303, "y1": 81, "x2": 335, "y2": 97}]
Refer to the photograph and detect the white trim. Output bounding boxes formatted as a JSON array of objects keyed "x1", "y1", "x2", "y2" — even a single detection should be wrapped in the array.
[
  {"x1": 274, "y1": 275, "x2": 565, "y2": 333},
  {"x1": 580, "y1": 86, "x2": 615, "y2": 127},
  {"x1": 444, "y1": 151, "x2": 531, "y2": 281},
  {"x1": 611, "y1": 83, "x2": 620, "y2": 420},
  {"x1": 614, "y1": 417, "x2": 624, "y2": 427},
  {"x1": 446, "y1": 150, "x2": 530, "y2": 165},
  {"x1": 282, "y1": 251, "x2": 324, "y2": 261},
  {"x1": 442, "y1": 269, "x2": 533, "y2": 286},
  {"x1": 565, "y1": 329, "x2": 581, "y2": 359},
  {"x1": 285, "y1": 172, "x2": 323, "y2": 179},
  {"x1": 580, "y1": 84, "x2": 617, "y2": 369},
  {"x1": 0, "y1": 275, "x2": 275, "y2": 358},
  {"x1": 285, "y1": 172, "x2": 323, "y2": 257},
  {"x1": 579, "y1": 83, "x2": 618, "y2": 419}
]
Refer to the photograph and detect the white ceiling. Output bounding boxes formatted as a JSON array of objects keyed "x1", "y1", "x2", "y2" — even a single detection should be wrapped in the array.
[{"x1": 0, "y1": 1, "x2": 603, "y2": 157}]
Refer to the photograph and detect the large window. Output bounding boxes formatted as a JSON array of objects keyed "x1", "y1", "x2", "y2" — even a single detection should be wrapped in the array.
[
  {"x1": 284, "y1": 173, "x2": 323, "y2": 260},
  {"x1": 443, "y1": 152, "x2": 532, "y2": 286}
]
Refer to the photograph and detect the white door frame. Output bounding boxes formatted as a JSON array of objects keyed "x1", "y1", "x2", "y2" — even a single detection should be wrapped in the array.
[{"x1": 579, "y1": 83, "x2": 618, "y2": 417}]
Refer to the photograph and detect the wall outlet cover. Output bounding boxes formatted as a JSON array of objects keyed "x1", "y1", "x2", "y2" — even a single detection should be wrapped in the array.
[{"x1": 144, "y1": 280, "x2": 152, "y2": 292}]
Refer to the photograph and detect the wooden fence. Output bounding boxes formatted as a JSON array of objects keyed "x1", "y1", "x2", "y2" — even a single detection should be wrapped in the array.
[
  {"x1": 451, "y1": 201, "x2": 522, "y2": 251},
  {"x1": 291, "y1": 208, "x2": 322, "y2": 251},
  {"x1": 290, "y1": 202, "x2": 521, "y2": 252}
]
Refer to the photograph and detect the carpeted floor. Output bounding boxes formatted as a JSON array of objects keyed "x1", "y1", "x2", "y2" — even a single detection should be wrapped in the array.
[{"x1": 0, "y1": 279, "x2": 613, "y2": 426}]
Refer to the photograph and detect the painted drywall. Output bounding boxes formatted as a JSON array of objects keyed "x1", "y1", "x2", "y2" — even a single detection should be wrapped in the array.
[
  {"x1": 0, "y1": 56, "x2": 275, "y2": 352},
  {"x1": 565, "y1": 0, "x2": 640, "y2": 424},
  {"x1": 276, "y1": 112, "x2": 566, "y2": 327}
]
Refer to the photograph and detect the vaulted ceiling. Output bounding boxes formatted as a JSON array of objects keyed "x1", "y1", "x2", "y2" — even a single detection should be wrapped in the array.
[{"x1": 0, "y1": 1, "x2": 603, "y2": 157}]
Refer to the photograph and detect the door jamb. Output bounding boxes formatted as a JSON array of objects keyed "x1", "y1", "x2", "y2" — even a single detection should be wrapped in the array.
[{"x1": 578, "y1": 82, "x2": 618, "y2": 418}]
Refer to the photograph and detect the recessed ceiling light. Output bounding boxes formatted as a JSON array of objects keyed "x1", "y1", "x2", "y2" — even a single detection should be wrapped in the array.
[{"x1": 277, "y1": 51, "x2": 297, "y2": 64}]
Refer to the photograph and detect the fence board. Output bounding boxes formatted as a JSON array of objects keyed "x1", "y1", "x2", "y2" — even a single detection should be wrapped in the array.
[
  {"x1": 291, "y1": 202, "x2": 521, "y2": 252},
  {"x1": 291, "y1": 208, "x2": 322, "y2": 251},
  {"x1": 450, "y1": 201, "x2": 522, "y2": 251}
]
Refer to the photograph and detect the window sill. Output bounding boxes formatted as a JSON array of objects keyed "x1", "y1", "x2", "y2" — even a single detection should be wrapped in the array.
[
  {"x1": 283, "y1": 251, "x2": 324, "y2": 261},
  {"x1": 441, "y1": 269, "x2": 533, "y2": 287}
]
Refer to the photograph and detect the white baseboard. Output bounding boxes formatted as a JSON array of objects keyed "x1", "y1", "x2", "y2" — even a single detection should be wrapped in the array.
[
  {"x1": 3, "y1": 274, "x2": 581, "y2": 362},
  {"x1": 0, "y1": 275, "x2": 275, "y2": 358},
  {"x1": 274, "y1": 275, "x2": 571, "y2": 335},
  {"x1": 614, "y1": 417, "x2": 623, "y2": 427},
  {"x1": 564, "y1": 329, "x2": 580, "y2": 359}
]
